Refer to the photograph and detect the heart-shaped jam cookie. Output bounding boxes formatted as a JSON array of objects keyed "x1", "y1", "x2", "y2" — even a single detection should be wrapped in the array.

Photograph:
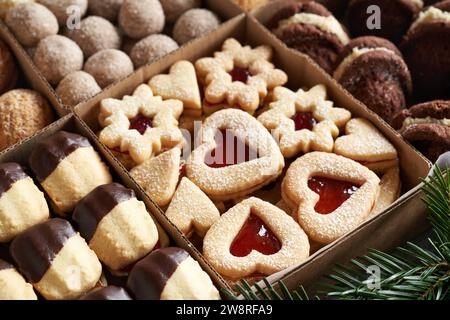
[{"x1": 203, "y1": 197, "x2": 309, "y2": 279}]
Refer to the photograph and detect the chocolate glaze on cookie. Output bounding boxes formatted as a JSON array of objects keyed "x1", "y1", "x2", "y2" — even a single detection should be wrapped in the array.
[
  {"x1": 127, "y1": 247, "x2": 190, "y2": 300},
  {"x1": 73, "y1": 183, "x2": 135, "y2": 241},
  {"x1": 0, "y1": 259, "x2": 13, "y2": 271},
  {"x1": 80, "y1": 286, "x2": 132, "y2": 300},
  {"x1": 0, "y1": 163, "x2": 28, "y2": 197},
  {"x1": 29, "y1": 131, "x2": 91, "y2": 182},
  {"x1": 10, "y1": 219, "x2": 76, "y2": 283}
]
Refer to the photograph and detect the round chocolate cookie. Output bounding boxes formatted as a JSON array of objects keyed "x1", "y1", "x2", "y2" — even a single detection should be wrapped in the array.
[
  {"x1": 333, "y1": 36, "x2": 412, "y2": 123},
  {"x1": 269, "y1": 1, "x2": 349, "y2": 74},
  {"x1": 400, "y1": 1, "x2": 450, "y2": 101},
  {"x1": 346, "y1": 0, "x2": 422, "y2": 44}
]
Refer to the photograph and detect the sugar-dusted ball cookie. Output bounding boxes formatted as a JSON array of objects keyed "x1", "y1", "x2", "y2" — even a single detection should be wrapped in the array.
[
  {"x1": 88, "y1": 0, "x2": 123, "y2": 22},
  {"x1": 33, "y1": 35, "x2": 84, "y2": 85},
  {"x1": 5, "y1": 2, "x2": 58, "y2": 47},
  {"x1": 173, "y1": 8, "x2": 221, "y2": 44},
  {"x1": 119, "y1": 0, "x2": 165, "y2": 39},
  {"x1": 37, "y1": 0, "x2": 87, "y2": 26},
  {"x1": 56, "y1": 71, "x2": 101, "y2": 107},
  {"x1": 130, "y1": 34, "x2": 178, "y2": 68},
  {"x1": 84, "y1": 49, "x2": 134, "y2": 88},
  {"x1": 0, "y1": 0, "x2": 34, "y2": 20},
  {"x1": 160, "y1": 0, "x2": 201, "y2": 23},
  {"x1": 0, "y1": 40, "x2": 18, "y2": 95}
]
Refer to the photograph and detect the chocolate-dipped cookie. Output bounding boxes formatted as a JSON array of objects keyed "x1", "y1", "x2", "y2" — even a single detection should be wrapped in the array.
[
  {"x1": 29, "y1": 131, "x2": 112, "y2": 214},
  {"x1": 269, "y1": 1, "x2": 349, "y2": 73},
  {"x1": 346, "y1": 0, "x2": 423, "y2": 44},
  {"x1": 10, "y1": 218, "x2": 102, "y2": 300},
  {"x1": 73, "y1": 183, "x2": 159, "y2": 272},
  {"x1": 127, "y1": 247, "x2": 220, "y2": 300},
  {"x1": 0, "y1": 259, "x2": 37, "y2": 300},
  {"x1": 333, "y1": 36, "x2": 412, "y2": 123},
  {"x1": 79, "y1": 286, "x2": 131, "y2": 300},
  {"x1": 0, "y1": 163, "x2": 49, "y2": 243},
  {"x1": 392, "y1": 100, "x2": 450, "y2": 161},
  {"x1": 401, "y1": 1, "x2": 450, "y2": 101}
]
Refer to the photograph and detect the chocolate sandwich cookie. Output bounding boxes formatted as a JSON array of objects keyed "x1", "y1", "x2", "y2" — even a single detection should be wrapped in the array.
[
  {"x1": 10, "y1": 218, "x2": 102, "y2": 300},
  {"x1": 346, "y1": 0, "x2": 423, "y2": 44},
  {"x1": 73, "y1": 183, "x2": 159, "y2": 272},
  {"x1": 29, "y1": 131, "x2": 112, "y2": 214},
  {"x1": 80, "y1": 286, "x2": 132, "y2": 300},
  {"x1": 127, "y1": 247, "x2": 220, "y2": 300},
  {"x1": 333, "y1": 36, "x2": 412, "y2": 123},
  {"x1": 0, "y1": 259, "x2": 37, "y2": 300},
  {"x1": 0, "y1": 163, "x2": 49, "y2": 242},
  {"x1": 392, "y1": 100, "x2": 450, "y2": 161},
  {"x1": 269, "y1": 1, "x2": 349, "y2": 73},
  {"x1": 401, "y1": 1, "x2": 450, "y2": 101}
]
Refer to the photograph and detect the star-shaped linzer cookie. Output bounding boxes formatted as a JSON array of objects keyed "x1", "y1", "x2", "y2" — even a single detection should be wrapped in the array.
[
  {"x1": 98, "y1": 84, "x2": 184, "y2": 164},
  {"x1": 257, "y1": 84, "x2": 351, "y2": 158}
]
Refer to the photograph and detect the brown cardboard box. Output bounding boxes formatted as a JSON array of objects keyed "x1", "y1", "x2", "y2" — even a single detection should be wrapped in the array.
[{"x1": 73, "y1": 14, "x2": 432, "y2": 294}]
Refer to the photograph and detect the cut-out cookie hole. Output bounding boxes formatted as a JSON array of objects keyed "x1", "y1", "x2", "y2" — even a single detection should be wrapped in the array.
[
  {"x1": 229, "y1": 66, "x2": 252, "y2": 83},
  {"x1": 308, "y1": 176, "x2": 360, "y2": 214},
  {"x1": 205, "y1": 129, "x2": 259, "y2": 168},
  {"x1": 292, "y1": 112, "x2": 317, "y2": 131},
  {"x1": 230, "y1": 212, "x2": 281, "y2": 257},
  {"x1": 129, "y1": 113, "x2": 153, "y2": 135}
]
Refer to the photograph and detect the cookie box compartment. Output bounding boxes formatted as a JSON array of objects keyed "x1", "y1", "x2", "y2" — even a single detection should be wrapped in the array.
[
  {"x1": 71, "y1": 12, "x2": 431, "y2": 293},
  {"x1": 0, "y1": 113, "x2": 225, "y2": 298},
  {"x1": 0, "y1": 0, "x2": 242, "y2": 115}
]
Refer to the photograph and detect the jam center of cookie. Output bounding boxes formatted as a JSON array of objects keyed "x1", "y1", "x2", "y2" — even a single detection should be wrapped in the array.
[
  {"x1": 292, "y1": 112, "x2": 317, "y2": 131},
  {"x1": 230, "y1": 213, "x2": 281, "y2": 257},
  {"x1": 308, "y1": 177, "x2": 360, "y2": 214},
  {"x1": 205, "y1": 129, "x2": 259, "y2": 168},
  {"x1": 229, "y1": 66, "x2": 251, "y2": 83},
  {"x1": 129, "y1": 114, "x2": 152, "y2": 135}
]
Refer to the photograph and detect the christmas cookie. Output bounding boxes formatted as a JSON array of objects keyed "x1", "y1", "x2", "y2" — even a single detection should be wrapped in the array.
[
  {"x1": 119, "y1": 0, "x2": 165, "y2": 39},
  {"x1": 0, "y1": 40, "x2": 18, "y2": 95},
  {"x1": 10, "y1": 219, "x2": 102, "y2": 300},
  {"x1": 257, "y1": 84, "x2": 351, "y2": 158},
  {"x1": 0, "y1": 259, "x2": 37, "y2": 300},
  {"x1": 38, "y1": 0, "x2": 87, "y2": 26},
  {"x1": 186, "y1": 109, "x2": 285, "y2": 201},
  {"x1": 195, "y1": 38, "x2": 287, "y2": 115},
  {"x1": 98, "y1": 84, "x2": 183, "y2": 165},
  {"x1": 370, "y1": 167, "x2": 401, "y2": 217},
  {"x1": 173, "y1": 8, "x2": 221, "y2": 45},
  {"x1": 56, "y1": 71, "x2": 102, "y2": 107},
  {"x1": 73, "y1": 183, "x2": 159, "y2": 272},
  {"x1": 233, "y1": 0, "x2": 270, "y2": 11},
  {"x1": 80, "y1": 286, "x2": 132, "y2": 300},
  {"x1": 282, "y1": 152, "x2": 380, "y2": 244},
  {"x1": 203, "y1": 197, "x2": 309, "y2": 279},
  {"x1": 130, "y1": 34, "x2": 179, "y2": 68},
  {"x1": 160, "y1": 0, "x2": 201, "y2": 23},
  {"x1": 127, "y1": 247, "x2": 220, "y2": 300},
  {"x1": 29, "y1": 131, "x2": 112, "y2": 214}
]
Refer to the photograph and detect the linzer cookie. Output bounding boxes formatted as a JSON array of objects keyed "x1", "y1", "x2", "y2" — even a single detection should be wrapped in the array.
[
  {"x1": 281, "y1": 152, "x2": 380, "y2": 244},
  {"x1": 195, "y1": 38, "x2": 287, "y2": 115},
  {"x1": 98, "y1": 84, "x2": 184, "y2": 165},
  {"x1": 73, "y1": 183, "x2": 159, "y2": 272},
  {"x1": 0, "y1": 163, "x2": 49, "y2": 243},
  {"x1": 269, "y1": 1, "x2": 349, "y2": 73},
  {"x1": 257, "y1": 84, "x2": 351, "y2": 158},
  {"x1": 29, "y1": 131, "x2": 112, "y2": 214},
  {"x1": 80, "y1": 286, "x2": 132, "y2": 300},
  {"x1": 0, "y1": 259, "x2": 37, "y2": 300},
  {"x1": 186, "y1": 109, "x2": 285, "y2": 201},
  {"x1": 203, "y1": 197, "x2": 309, "y2": 280},
  {"x1": 370, "y1": 167, "x2": 401, "y2": 217},
  {"x1": 10, "y1": 219, "x2": 102, "y2": 300},
  {"x1": 127, "y1": 247, "x2": 220, "y2": 300}
]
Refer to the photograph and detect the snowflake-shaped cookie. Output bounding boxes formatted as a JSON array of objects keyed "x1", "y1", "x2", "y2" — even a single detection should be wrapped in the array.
[
  {"x1": 257, "y1": 84, "x2": 351, "y2": 158},
  {"x1": 195, "y1": 38, "x2": 288, "y2": 115},
  {"x1": 98, "y1": 84, "x2": 183, "y2": 164}
]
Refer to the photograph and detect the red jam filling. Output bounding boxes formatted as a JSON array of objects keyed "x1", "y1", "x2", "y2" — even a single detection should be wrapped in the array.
[
  {"x1": 308, "y1": 177, "x2": 360, "y2": 215},
  {"x1": 292, "y1": 112, "x2": 317, "y2": 131},
  {"x1": 129, "y1": 114, "x2": 152, "y2": 135},
  {"x1": 229, "y1": 66, "x2": 251, "y2": 83},
  {"x1": 205, "y1": 129, "x2": 258, "y2": 168},
  {"x1": 230, "y1": 213, "x2": 281, "y2": 257}
]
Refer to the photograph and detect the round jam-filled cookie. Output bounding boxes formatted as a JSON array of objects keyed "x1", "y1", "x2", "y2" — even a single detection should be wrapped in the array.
[
  {"x1": 73, "y1": 183, "x2": 159, "y2": 272},
  {"x1": 401, "y1": 1, "x2": 450, "y2": 101},
  {"x1": 127, "y1": 247, "x2": 220, "y2": 300},
  {"x1": 0, "y1": 259, "x2": 37, "y2": 300},
  {"x1": 10, "y1": 219, "x2": 102, "y2": 300},
  {"x1": 269, "y1": 1, "x2": 349, "y2": 73},
  {"x1": 333, "y1": 36, "x2": 412, "y2": 123},
  {"x1": 79, "y1": 286, "x2": 131, "y2": 300},
  {"x1": 0, "y1": 163, "x2": 49, "y2": 243},
  {"x1": 346, "y1": 0, "x2": 423, "y2": 44},
  {"x1": 29, "y1": 131, "x2": 112, "y2": 214}
]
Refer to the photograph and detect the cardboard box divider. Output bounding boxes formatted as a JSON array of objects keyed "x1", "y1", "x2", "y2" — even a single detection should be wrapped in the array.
[{"x1": 72, "y1": 13, "x2": 432, "y2": 294}]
